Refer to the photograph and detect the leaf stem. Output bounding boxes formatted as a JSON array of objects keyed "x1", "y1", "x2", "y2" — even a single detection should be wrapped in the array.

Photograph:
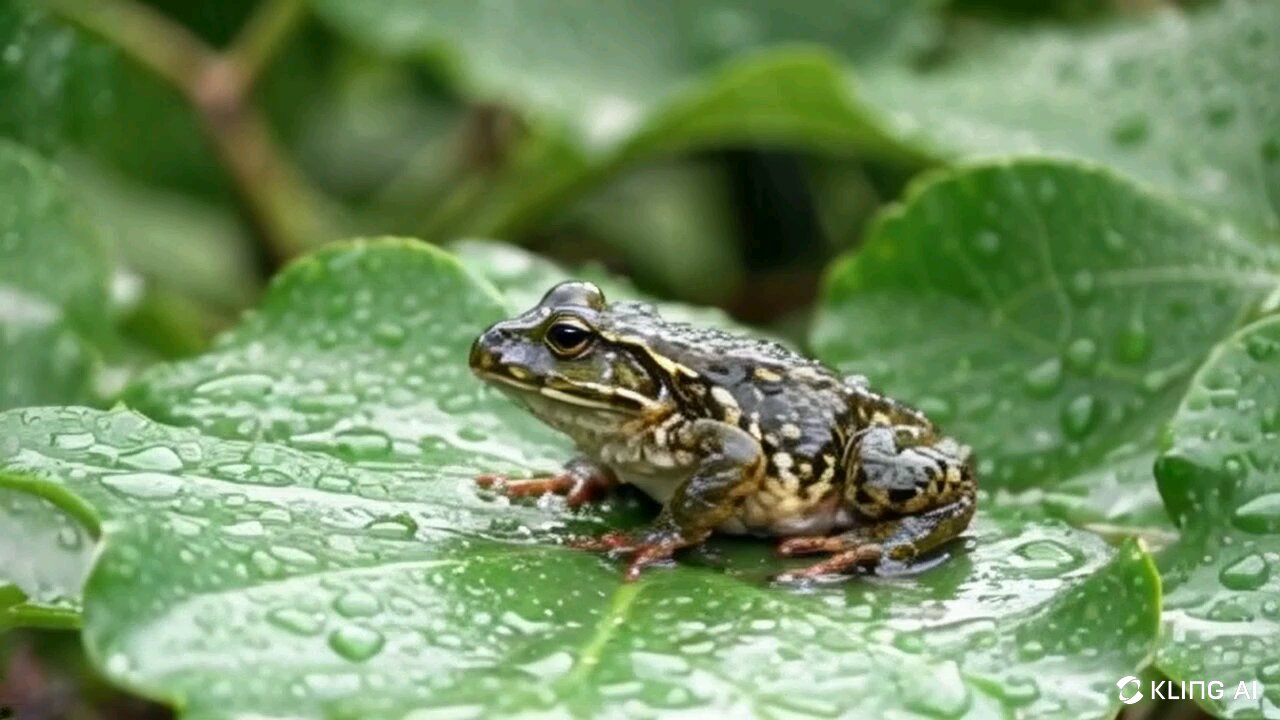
[{"x1": 48, "y1": 0, "x2": 337, "y2": 266}]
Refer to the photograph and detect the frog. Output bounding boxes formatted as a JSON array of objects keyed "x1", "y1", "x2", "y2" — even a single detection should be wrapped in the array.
[{"x1": 468, "y1": 280, "x2": 977, "y2": 581}]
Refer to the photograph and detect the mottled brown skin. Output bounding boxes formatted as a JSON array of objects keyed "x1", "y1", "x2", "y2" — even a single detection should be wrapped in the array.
[{"x1": 470, "y1": 281, "x2": 977, "y2": 581}]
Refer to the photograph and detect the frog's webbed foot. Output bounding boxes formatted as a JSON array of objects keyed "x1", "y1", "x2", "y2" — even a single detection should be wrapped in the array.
[
  {"x1": 476, "y1": 457, "x2": 614, "y2": 508},
  {"x1": 775, "y1": 538, "x2": 884, "y2": 582},
  {"x1": 569, "y1": 528, "x2": 691, "y2": 582}
]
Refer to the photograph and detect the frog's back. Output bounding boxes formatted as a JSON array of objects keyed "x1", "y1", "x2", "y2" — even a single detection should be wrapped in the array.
[{"x1": 609, "y1": 309, "x2": 858, "y2": 534}]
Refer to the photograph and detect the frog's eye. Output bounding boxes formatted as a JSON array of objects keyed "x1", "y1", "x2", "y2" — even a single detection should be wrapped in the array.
[{"x1": 544, "y1": 319, "x2": 594, "y2": 358}]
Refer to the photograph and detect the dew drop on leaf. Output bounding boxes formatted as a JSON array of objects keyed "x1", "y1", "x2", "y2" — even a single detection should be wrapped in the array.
[
  {"x1": 101, "y1": 472, "x2": 182, "y2": 500},
  {"x1": 1064, "y1": 338, "x2": 1098, "y2": 374},
  {"x1": 334, "y1": 590, "x2": 382, "y2": 618},
  {"x1": 1218, "y1": 553, "x2": 1269, "y2": 591},
  {"x1": 1021, "y1": 357, "x2": 1063, "y2": 397},
  {"x1": 1232, "y1": 492, "x2": 1280, "y2": 533},
  {"x1": 1060, "y1": 395, "x2": 1102, "y2": 440},
  {"x1": 328, "y1": 624, "x2": 386, "y2": 662},
  {"x1": 267, "y1": 607, "x2": 324, "y2": 637},
  {"x1": 118, "y1": 445, "x2": 184, "y2": 472}
]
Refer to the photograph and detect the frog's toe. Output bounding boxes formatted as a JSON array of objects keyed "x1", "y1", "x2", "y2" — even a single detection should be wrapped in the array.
[
  {"x1": 567, "y1": 530, "x2": 636, "y2": 552},
  {"x1": 622, "y1": 543, "x2": 680, "y2": 581},
  {"x1": 775, "y1": 543, "x2": 883, "y2": 583},
  {"x1": 777, "y1": 535, "x2": 845, "y2": 556}
]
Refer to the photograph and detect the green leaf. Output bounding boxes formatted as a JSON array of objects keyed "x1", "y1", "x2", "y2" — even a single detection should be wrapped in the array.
[
  {"x1": 812, "y1": 159, "x2": 1280, "y2": 528},
  {"x1": 0, "y1": 138, "x2": 111, "y2": 408},
  {"x1": 862, "y1": 1, "x2": 1280, "y2": 237},
  {"x1": 308, "y1": 0, "x2": 931, "y2": 235},
  {"x1": 0, "y1": 483, "x2": 95, "y2": 630},
  {"x1": 0, "y1": 240, "x2": 1159, "y2": 718},
  {"x1": 1154, "y1": 315, "x2": 1280, "y2": 718}
]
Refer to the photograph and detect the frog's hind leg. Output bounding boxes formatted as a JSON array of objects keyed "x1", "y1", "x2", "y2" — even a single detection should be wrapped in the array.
[
  {"x1": 775, "y1": 424, "x2": 976, "y2": 581},
  {"x1": 775, "y1": 499, "x2": 974, "y2": 580},
  {"x1": 476, "y1": 456, "x2": 615, "y2": 508}
]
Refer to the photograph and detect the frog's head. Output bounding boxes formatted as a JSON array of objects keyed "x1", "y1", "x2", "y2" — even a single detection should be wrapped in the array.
[{"x1": 470, "y1": 281, "x2": 672, "y2": 435}]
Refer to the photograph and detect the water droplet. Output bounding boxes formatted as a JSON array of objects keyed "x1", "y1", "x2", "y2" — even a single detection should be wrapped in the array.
[
  {"x1": 365, "y1": 513, "x2": 418, "y2": 540},
  {"x1": 267, "y1": 607, "x2": 324, "y2": 636},
  {"x1": 1064, "y1": 338, "x2": 1098, "y2": 374},
  {"x1": 332, "y1": 428, "x2": 392, "y2": 459},
  {"x1": 270, "y1": 545, "x2": 319, "y2": 568},
  {"x1": 1233, "y1": 493, "x2": 1280, "y2": 533},
  {"x1": 1103, "y1": 230, "x2": 1127, "y2": 253},
  {"x1": 1219, "y1": 553, "x2": 1269, "y2": 591},
  {"x1": 328, "y1": 624, "x2": 385, "y2": 662},
  {"x1": 1061, "y1": 395, "x2": 1102, "y2": 439},
  {"x1": 334, "y1": 590, "x2": 381, "y2": 618},
  {"x1": 118, "y1": 446, "x2": 184, "y2": 472},
  {"x1": 1113, "y1": 325, "x2": 1152, "y2": 365},
  {"x1": 1110, "y1": 115, "x2": 1149, "y2": 147},
  {"x1": 973, "y1": 231, "x2": 1000, "y2": 255},
  {"x1": 52, "y1": 432, "x2": 94, "y2": 450},
  {"x1": 1245, "y1": 333, "x2": 1278, "y2": 362},
  {"x1": 1022, "y1": 358, "x2": 1063, "y2": 397},
  {"x1": 194, "y1": 373, "x2": 276, "y2": 398},
  {"x1": 56, "y1": 526, "x2": 82, "y2": 550},
  {"x1": 101, "y1": 472, "x2": 182, "y2": 500},
  {"x1": 1067, "y1": 271, "x2": 1095, "y2": 302},
  {"x1": 1010, "y1": 539, "x2": 1085, "y2": 576},
  {"x1": 372, "y1": 321, "x2": 406, "y2": 348}
]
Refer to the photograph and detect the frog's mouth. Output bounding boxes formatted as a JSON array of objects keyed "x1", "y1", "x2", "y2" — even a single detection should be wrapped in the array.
[{"x1": 474, "y1": 368, "x2": 657, "y2": 415}]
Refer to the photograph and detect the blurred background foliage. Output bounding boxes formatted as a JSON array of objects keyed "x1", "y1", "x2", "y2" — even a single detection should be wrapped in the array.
[{"x1": 1, "y1": 0, "x2": 1271, "y2": 717}]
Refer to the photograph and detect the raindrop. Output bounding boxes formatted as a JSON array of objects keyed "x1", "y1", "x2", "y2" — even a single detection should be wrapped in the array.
[
  {"x1": 1022, "y1": 358, "x2": 1063, "y2": 397},
  {"x1": 267, "y1": 607, "x2": 324, "y2": 636},
  {"x1": 1232, "y1": 493, "x2": 1280, "y2": 533},
  {"x1": 1113, "y1": 325, "x2": 1152, "y2": 365},
  {"x1": 373, "y1": 321, "x2": 407, "y2": 348},
  {"x1": 194, "y1": 373, "x2": 276, "y2": 398},
  {"x1": 365, "y1": 513, "x2": 418, "y2": 540},
  {"x1": 1061, "y1": 395, "x2": 1102, "y2": 440},
  {"x1": 328, "y1": 624, "x2": 385, "y2": 662},
  {"x1": 101, "y1": 472, "x2": 182, "y2": 500},
  {"x1": 1219, "y1": 554, "x2": 1269, "y2": 591},
  {"x1": 334, "y1": 590, "x2": 381, "y2": 618},
  {"x1": 118, "y1": 446, "x2": 184, "y2": 472},
  {"x1": 973, "y1": 230, "x2": 1000, "y2": 255},
  {"x1": 1064, "y1": 338, "x2": 1098, "y2": 373},
  {"x1": 52, "y1": 432, "x2": 94, "y2": 450}
]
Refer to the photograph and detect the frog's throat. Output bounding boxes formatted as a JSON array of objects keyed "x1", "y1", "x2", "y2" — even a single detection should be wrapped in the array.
[{"x1": 475, "y1": 369, "x2": 659, "y2": 414}]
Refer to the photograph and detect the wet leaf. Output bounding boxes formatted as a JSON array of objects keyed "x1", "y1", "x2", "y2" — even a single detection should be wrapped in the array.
[
  {"x1": 813, "y1": 159, "x2": 1280, "y2": 528},
  {"x1": 1155, "y1": 315, "x2": 1280, "y2": 719},
  {"x1": 0, "y1": 138, "x2": 110, "y2": 409},
  {"x1": 862, "y1": 0, "x2": 1280, "y2": 236},
  {"x1": 0, "y1": 240, "x2": 1159, "y2": 718}
]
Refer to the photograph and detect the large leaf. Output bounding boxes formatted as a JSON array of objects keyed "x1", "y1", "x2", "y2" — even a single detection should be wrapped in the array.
[
  {"x1": 0, "y1": 240, "x2": 1160, "y2": 718},
  {"x1": 307, "y1": 0, "x2": 932, "y2": 236},
  {"x1": 0, "y1": 139, "x2": 110, "y2": 409},
  {"x1": 1154, "y1": 315, "x2": 1280, "y2": 718},
  {"x1": 861, "y1": 0, "x2": 1280, "y2": 237},
  {"x1": 812, "y1": 159, "x2": 1280, "y2": 528}
]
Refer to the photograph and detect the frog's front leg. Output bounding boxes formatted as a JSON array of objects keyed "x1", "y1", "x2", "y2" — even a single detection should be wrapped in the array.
[
  {"x1": 572, "y1": 419, "x2": 764, "y2": 581},
  {"x1": 476, "y1": 456, "x2": 616, "y2": 508},
  {"x1": 776, "y1": 425, "x2": 976, "y2": 581}
]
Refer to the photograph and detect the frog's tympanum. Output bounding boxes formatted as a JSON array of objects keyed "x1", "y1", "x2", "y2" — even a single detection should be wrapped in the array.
[{"x1": 469, "y1": 281, "x2": 976, "y2": 581}]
